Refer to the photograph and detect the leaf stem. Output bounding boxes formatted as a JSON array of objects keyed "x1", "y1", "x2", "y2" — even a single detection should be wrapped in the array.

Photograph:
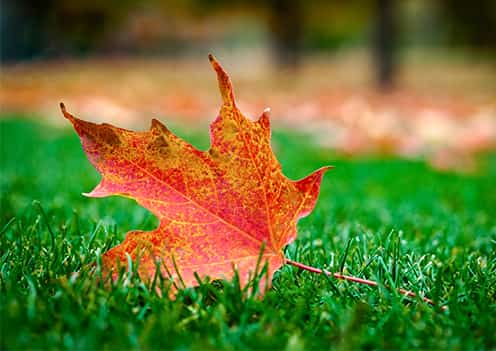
[{"x1": 285, "y1": 259, "x2": 446, "y2": 311}]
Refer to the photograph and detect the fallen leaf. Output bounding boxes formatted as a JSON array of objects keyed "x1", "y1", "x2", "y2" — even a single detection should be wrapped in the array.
[{"x1": 62, "y1": 54, "x2": 330, "y2": 294}]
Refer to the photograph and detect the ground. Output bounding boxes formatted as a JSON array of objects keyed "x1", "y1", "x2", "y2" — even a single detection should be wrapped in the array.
[{"x1": 1, "y1": 116, "x2": 495, "y2": 350}]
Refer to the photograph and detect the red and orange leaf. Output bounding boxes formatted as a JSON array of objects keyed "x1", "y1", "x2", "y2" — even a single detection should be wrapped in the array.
[{"x1": 62, "y1": 54, "x2": 330, "y2": 293}]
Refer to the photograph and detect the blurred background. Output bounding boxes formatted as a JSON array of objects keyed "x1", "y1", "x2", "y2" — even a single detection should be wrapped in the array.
[{"x1": 1, "y1": 0, "x2": 495, "y2": 169}]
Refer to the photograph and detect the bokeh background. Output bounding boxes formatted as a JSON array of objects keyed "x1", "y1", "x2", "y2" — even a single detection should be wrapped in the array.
[{"x1": 1, "y1": 0, "x2": 495, "y2": 170}]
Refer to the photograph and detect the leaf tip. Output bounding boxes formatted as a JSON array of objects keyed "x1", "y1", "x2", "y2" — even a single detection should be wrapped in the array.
[
  {"x1": 257, "y1": 107, "x2": 271, "y2": 132},
  {"x1": 316, "y1": 165, "x2": 334, "y2": 179},
  {"x1": 208, "y1": 53, "x2": 235, "y2": 106},
  {"x1": 208, "y1": 53, "x2": 220, "y2": 69},
  {"x1": 60, "y1": 102, "x2": 75, "y2": 121}
]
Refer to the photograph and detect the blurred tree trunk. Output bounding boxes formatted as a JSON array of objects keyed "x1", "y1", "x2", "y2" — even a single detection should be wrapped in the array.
[
  {"x1": 373, "y1": 0, "x2": 396, "y2": 91},
  {"x1": 0, "y1": 0, "x2": 52, "y2": 62},
  {"x1": 267, "y1": 0, "x2": 303, "y2": 69},
  {"x1": 440, "y1": 0, "x2": 496, "y2": 49}
]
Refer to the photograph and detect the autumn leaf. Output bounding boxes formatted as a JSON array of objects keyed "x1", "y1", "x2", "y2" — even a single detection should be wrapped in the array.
[{"x1": 61, "y1": 54, "x2": 330, "y2": 294}]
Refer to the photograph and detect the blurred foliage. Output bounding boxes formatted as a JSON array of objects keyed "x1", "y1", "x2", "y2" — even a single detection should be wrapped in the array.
[
  {"x1": 1, "y1": 0, "x2": 495, "y2": 62},
  {"x1": 1, "y1": 0, "x2": 136, "y2": 59}
]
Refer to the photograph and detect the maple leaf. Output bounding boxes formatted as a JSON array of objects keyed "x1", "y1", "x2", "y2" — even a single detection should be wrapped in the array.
[{"x1": 61, "y1": 54, "x2": 330, "y2": 294}]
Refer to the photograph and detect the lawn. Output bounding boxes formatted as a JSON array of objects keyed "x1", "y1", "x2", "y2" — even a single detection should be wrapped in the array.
[{"x1": 1, "y1": 116, "x2": 495, "y2": 350}]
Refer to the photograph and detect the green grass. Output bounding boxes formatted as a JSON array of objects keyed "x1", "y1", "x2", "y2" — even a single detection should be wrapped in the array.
[{"x1": 1, "y1": 116, "x2": 495, "y2": 350}]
